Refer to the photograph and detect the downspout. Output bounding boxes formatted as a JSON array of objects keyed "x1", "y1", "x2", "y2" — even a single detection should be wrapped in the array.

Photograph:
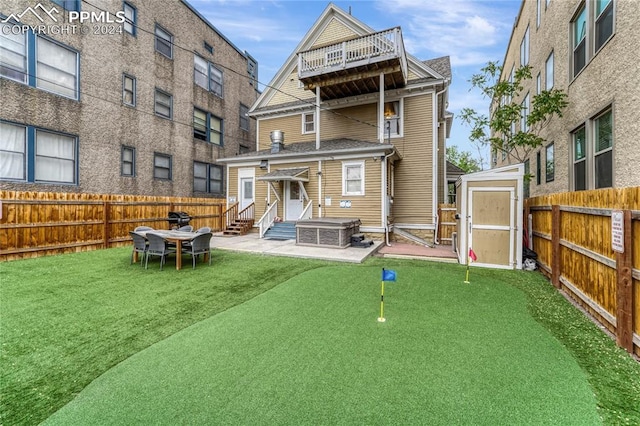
[
  {"x1": 316, "y1": 86, "x2": 321, "y2": 150},
  {"x1": 432, "y1": 86, "x2": 447, "y2": 245},
  {"x1": 383, "y1": 150, "x2": 395, "y2": 246},
  {"x1": 318, "y1": 160, "x2": 322, "y2": 218}
]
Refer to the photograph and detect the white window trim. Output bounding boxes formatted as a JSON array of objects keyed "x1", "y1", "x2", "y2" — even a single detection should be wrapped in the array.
[
  {"x1": 382, "y1": 98, "x2": 403, "y2": 139},
  {"x1": 302, "y1": 112, "x2": 315, "y2": 134},
  {"x1": 342, "y1": 160, "x2": 365, "y2": 196}
]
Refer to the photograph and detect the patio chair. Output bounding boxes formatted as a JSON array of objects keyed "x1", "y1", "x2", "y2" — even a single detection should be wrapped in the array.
[
  {"x1": 129, "y1": 231, "x2": 148, "y2": 267},
  {"x1": 183, "y1": 232, "x2": 213, "y2": 269},
  {"x1": 145, "y1": 232, "x2": 176, "y2": 270},
  {"x1": 182, "y1": 226, "x2": 212, "y2": 250},
  {"x1": 134, "y1": 226, "x2": 154, "y2": 231}
]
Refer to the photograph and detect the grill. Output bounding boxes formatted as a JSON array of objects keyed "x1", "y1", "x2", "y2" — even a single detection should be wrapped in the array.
[{"x1": 167, "y1": 211, "x2": 191, "y2": 229}]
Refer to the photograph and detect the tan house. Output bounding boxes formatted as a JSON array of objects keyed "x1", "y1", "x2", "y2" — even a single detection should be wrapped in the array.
[{"x1": 217, "y1": 3, "x2": 452, "y2": 243}]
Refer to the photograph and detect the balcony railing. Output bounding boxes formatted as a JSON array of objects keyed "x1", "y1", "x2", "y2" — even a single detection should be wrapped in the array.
[{"x1": 298, "y1": 27, "x2": 407, "y2": 82}]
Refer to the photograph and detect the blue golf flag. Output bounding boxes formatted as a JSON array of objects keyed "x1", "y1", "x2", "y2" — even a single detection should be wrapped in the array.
[{"x1": 382, "y1": 269, "x2": 397, "y2": 282}]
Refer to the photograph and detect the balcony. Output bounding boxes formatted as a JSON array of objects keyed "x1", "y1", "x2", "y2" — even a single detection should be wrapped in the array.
[{"x1": 297, "y1": 27, "x2": 408, "y2": 101}]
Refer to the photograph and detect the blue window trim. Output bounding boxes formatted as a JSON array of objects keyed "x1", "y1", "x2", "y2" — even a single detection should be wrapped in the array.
[
  {"x1": 123, "y1": 1, "x2": 137, "y2": 36},
  {"x1": 50, "y1": 0, "x2": 81, "y2": 12},
  {"x1": 121, "y1": 145, "x2": 136, "y2": 177},
  {"x1": 0, "y1": 120, "x2": 79, "y2": 185},
  {"x1": 154, "y1": 24, "x2": 173, "y2": 59},
  {"x1": 154, "y1": 88, "x2": 173, "y2": 119},
  {"x1": 153, "y1": 152, "x2": 172, "y2": 181},
  {"x1": 193, "y1": 107, "x2": 223, "y2": 146},
  {"x1": 193, "y1": 161, "x2": 224, "y2": 194}
]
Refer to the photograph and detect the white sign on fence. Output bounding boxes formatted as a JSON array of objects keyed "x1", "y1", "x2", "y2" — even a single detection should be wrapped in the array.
[{"x1": 611, "y1": 210, "x2": 624, "y2": 253}]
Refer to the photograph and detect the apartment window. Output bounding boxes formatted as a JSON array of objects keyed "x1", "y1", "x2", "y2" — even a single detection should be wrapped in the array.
[
  {"x1": 155, "y1": 25, "x2": 173, "y2": 59},
  {"x1": 193, "y1": 108, "x2": 223, "y2": 145},
  {"x1": 194, "y1": 56, "x2": 209, "y2": 90},
  {"x1": 122, "y1": 74, "x2": 136, "y2": 106},
  {"x1": 239, "y1": 104, "x2": 250, "y2": 131},
  {"x1": 536, "y1": 0, "x2": 541, "y2": 27},
  {"x1": 204, "y1": 42, "x2": 213, "y2": 54},
  {"x1": 302, "y1": 112, "x2": 315, "y2": 134},
  {"x1": 573, "y1": 126, "x2": 587, "y2": 190},
  {"x1": 0, "y1": 24, "x2": 27, "y2": 83},
  {"x1": 536, "y1": 151, "x2": 541, "y2": 185},
  {"x1": 594, "y1": 109, "x2": 612, "y2": 188},
  {"x1": 247, "y1": 55, "x2": 258, "y2": 87},
  {"x1": 342, "y1": 161, "x2": 364, "y2": 196},
  {"x1": 383, "y1": 101, "x2": 401, "y2": 138},
  {"x1": 34, "y1": 129, "x2": 76, "y2": 183},
  {"x1": 545, "y1": 51, "x2": 554, "y2": 90},
  {"x1": 210, "y1": 65, "x2": 223, "y2": 97},
  {"x1": 521, "y1": 93, "x2": 530, "y2": 132},
  {"x1": 153, "y1": 153, "x2": 172, "y2": 180},
  {"x1": 0, "y1": 121, "x2": 26, "y2": 180},
  {"x1": 536, "y1": 73, "x2": 541, "y2": 95},
  {"x1": 545, "y1": 143, "x2": 555, "y2": 182},
  {"x1": 595, "y1": 0, "x2": 614, "y2": 51},
  {"x1": 37, "y1": 37, "x2": 79, "y2": 99},
  {"x1": 51, "y1": 0, "x2": 80, "y2": 11},
  {"x1": 121, "y1": 146, "x2": 135, "y2": 177},
  {"x1": 123, "y1": 2, "x2": 136, "y2": 35},
  {"x1": 194, "y1": 162, "x2": 223, "y2": 194},
  {"x1": 154, "y1": 89, "x2": 172, "y2": 119},
  {"x1": 520, "y1": 26, "x2": 529, "y2": 66},
  {"x1": 572, "y1": 4, "x2": 587, "y2": 77}
]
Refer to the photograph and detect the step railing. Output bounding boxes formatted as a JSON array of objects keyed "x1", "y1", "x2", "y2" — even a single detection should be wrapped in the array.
[
  {"x1": 257, "y1": 201, "x2": 278, "y2": 238},
  {"x1": 299, "y1": 199, "x2": 313, "y2": 221},
  {"x1": 224, "y1": 202, "x2": 255, "y2": 234}
]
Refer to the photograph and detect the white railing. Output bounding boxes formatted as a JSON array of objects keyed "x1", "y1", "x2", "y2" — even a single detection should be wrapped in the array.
[
  {"x1": 299, "y1": 200, "x2": 313, "y2": 221},
  {"x1": 258, "y1": 201, "x2": 278, "y2": 238},
  {"x1": 298, "y1": 27, "x2": 404, "y2": 77}
]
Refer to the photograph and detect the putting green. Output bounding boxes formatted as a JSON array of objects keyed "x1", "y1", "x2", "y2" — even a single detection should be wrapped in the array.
[{"x1": 44, "y1": 266, "x2": 599, "y2": 425}]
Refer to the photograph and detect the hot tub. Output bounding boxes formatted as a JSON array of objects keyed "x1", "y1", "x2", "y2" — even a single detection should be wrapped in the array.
[{"x1": 296, "y1": 218, "x2": 361, "y2": 248}]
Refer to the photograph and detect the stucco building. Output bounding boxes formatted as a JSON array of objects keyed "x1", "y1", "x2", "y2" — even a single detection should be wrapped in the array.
[
  {"x1": 494, "y1": 0, "x2": 640, "y2": 196},
  {"x1": 1, "y1": 0, "x2": 258, "y2": 197}
]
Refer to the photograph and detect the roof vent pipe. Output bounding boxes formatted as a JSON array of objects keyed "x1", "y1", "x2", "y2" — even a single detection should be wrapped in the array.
[{"x1": 270, "y1": 130, "x2": 285, "y2": 154}]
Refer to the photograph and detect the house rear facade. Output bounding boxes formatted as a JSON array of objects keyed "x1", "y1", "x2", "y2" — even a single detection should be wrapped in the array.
[
  {"x1": 217, "y1": 4, "x2": 452, "y2": 242},
  {"x1": 1, "y1": 0, "x2": 258, "y2": 197}
]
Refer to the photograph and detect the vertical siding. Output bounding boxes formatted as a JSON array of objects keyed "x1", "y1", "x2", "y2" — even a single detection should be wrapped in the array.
[{"x1": 393, "y1": 94, "x2": 434, "y2": 224}]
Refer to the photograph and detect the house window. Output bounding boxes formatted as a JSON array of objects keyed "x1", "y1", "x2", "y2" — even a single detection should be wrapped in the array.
[
  {"x1": 545, "y1": 143, "x2": 555, "y2": 182},
  {"x1": 1, "y1": 122, "x2": 78, "y2": 184},
  {"x1": 536, "y1": 151, "x2": 541, "y2": 185},
  {"x1": 239, "y1": 104, "x2": 250, "y2": 131},
  {"x1": 121, "y1": 146, "x2": 135, "y2": 177},
  {"x1": 0, "y1": 121, "x2": 26, "y2": 180},
  {"x1": 51, "y1": 0, "x2": 80, "y2": 11},
  {"x1": 595, "y1": 0, "x2": 614, "y2": 52},
  {"x1": 193, "y1": 108, "x2": 223, "y2": 145},
  {"x1": 247, "y1": 54, "x2": 258, "y2": 87},
  {"x1": 122, "y1": 74, "x2": 136, "y2": 106},
  {"x1": 0, "y1": 24, "x2": 27, "y2": 83},
  {"x1": 573, "y1": 126, "x2": 587, "y2": 190},
  {"x1": 545, "y1": 51, "x2": 554, "y2": 90},
  {"x1": 520, "y1": 26, "x2": 529, "y2": 66},
  {"x1": 302, "y1": 112, "x2": 315, "y2": 134},
  {"x1": 36, "y1": 37, "x2": 79, "y2": 99},
  {"x1": 123, "y1": 2, "x2": 136, "y2": 35},
  {"x1": 194, "y1": 162, "x2": 223, "y2": 194},
  {"x1": 155, "y1": 25, "x2": 173, "y2": 59},
  {"x1": 210, "y1": 65, "x2": 223, "y2": 97},
  {"x1": 154, "y1": 89, "x2": 172, "y2": 119},
  {"x1": 204, "y1": 42, "x2": 213, "y2": 54},
  {"x1": 153, "y1": 153, "x2": 172, "y2": 180},
  {"x1": 383, "y1": 101, "x2": 401, "y2": 138},
  {"x1": 572, "y1": 4, "x2": 587, "y2": 78},
  {"x1": 521, "y1": 93, "x2": 530, "y2": 132},
  {"x1": 342, "y1": 161, "x2": 364, "y2": 196},
  {"x1": 594, "y1": 109, "x2": 612, "y2": 188},
  {"x1": 194, "y1": 55, "x2": 209, "y2": 90}
]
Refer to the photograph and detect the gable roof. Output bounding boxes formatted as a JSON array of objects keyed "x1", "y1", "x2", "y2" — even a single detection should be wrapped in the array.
[{"x1": 250, "y1": 3, "x2": 448, "y2": 115}]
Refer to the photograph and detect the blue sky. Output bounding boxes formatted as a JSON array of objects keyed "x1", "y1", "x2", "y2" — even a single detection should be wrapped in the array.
[{"x1": 189, "y1": 0, "x2": 523, "y2": 163}]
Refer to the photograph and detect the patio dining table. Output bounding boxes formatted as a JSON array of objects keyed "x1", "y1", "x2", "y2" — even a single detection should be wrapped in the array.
[{"x1": 135, "y1": 230, "x2": 205, "y2": 270}]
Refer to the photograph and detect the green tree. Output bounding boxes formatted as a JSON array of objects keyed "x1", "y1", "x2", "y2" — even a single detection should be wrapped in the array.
[
  {"x1": 446, "y1": 146, "x2": 481, "y2": 173},
  {"x1": 459, "y1": 61, "x2": 568, "y2": 164}
]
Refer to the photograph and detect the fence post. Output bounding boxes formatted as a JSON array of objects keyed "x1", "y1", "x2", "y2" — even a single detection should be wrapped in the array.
[
  {"x1": 551, "y1": 205, "x2": 561, "y2": 288},
  {"x1": 615, "y1": 210, "x2": 633, "y2": 353},
  {"x1": 103, "y1": 201, "x2": 111, "y2": 249}
]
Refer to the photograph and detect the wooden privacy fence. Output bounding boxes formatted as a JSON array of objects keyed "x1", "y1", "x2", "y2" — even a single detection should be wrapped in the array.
[
  {"x1": 0, "y1": 191, "x2": 225, "y2": 261},
  {"x1": 437, "y1": 203, "x2": 456, "y2": 245},
  {"x1": 525, "y1": 187, "x2": 639, "y2": 356}
]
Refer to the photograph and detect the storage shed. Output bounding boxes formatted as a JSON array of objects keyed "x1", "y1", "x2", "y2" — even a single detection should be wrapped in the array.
[{"x1": 455, "y1": 164, "x2": 524, "y2": 269}]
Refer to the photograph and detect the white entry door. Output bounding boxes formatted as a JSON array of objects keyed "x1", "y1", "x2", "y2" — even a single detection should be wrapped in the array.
[
  {"x1": 285, "y1": 181, "x2": 303, "y2": 221},
  {"x1": 240, "y1": 177, "x2": 254, "y2": 210}
]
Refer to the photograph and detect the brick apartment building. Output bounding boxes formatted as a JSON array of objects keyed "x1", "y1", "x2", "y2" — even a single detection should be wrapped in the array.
[
  {"x1": 494, "y1": 0, "x2": 640, "y2": 196},
  {"x1": 0, "y1": 0, "x2": 259, "y2": 197}
]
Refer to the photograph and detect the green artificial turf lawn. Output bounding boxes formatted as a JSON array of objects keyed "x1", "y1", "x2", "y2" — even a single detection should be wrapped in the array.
[{"x1": 44, "y1": 265, "x2": 599, "y2": 425}]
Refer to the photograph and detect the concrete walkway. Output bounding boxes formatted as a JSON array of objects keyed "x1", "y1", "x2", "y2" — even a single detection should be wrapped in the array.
[{"x1": 212, "y1": 232, "x2": 459, "y2": 264}]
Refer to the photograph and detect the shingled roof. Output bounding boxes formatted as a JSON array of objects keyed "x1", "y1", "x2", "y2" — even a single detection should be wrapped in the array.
[{"x1": 423, "y1": 56, "x2": 451, "y2": 80}]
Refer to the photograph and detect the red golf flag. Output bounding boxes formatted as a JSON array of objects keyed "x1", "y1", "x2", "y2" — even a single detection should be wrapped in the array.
[{"x1": 468, "y1": 248, "x2": 477, "y2": 262}]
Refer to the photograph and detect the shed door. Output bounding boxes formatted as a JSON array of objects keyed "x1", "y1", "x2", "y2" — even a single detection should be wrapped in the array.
[{"x1": 468, "y1": 188, "x2": 515, "y2": 268}]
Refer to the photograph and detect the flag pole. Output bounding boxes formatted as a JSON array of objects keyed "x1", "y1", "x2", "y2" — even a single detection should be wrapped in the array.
[{"x1": 378, "y1": 269, "x2": 386, "y2": 322}]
